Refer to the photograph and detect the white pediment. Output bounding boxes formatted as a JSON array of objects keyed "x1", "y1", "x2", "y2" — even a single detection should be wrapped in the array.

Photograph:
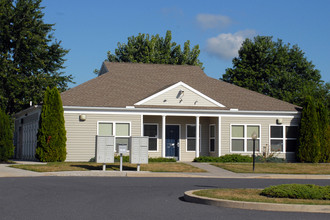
[{"x1": 135, "y1": 81, "x2": 225, "y2": 108}]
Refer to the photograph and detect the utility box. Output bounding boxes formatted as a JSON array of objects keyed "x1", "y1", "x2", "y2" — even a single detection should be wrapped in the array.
[
  {"x1": 96, "y1": 136, "x2": 114, "y2": 163},
  {"x1": 130, "y1": 137, "x2": 149, "y2": 164}
]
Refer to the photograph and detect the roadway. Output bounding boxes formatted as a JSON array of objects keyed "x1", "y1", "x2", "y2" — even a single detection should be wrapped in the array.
[{"x1": 0, "y1": 177, "x2": 329, "y2": 220}]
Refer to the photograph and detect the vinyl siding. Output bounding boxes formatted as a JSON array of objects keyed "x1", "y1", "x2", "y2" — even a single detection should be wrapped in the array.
[
  {"x1": 65, "y1": 113, "x2": 141, "y2": 161},
  {"x1": 221, "y1": 116, "x2": 300, "y2": 160}
]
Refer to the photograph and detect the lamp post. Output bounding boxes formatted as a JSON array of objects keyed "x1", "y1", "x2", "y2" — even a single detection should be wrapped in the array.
[{"x1": 251, "y1": 131, "x2": 257, "y2": 172}]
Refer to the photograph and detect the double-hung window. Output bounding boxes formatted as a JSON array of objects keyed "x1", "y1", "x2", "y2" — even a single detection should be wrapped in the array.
[
  {"x1": 144, "y1": 124, "x2": 158, "y2": 151},
  {"x1": 115, "y1": 123, "x2": 130, "y2": 151},
  {"x1": 186, "y1": 125, "x2": 201, "y2": 152},
  {"x1": 270, "y1": 125, "x2": 298, "y2": 152},
  {"x1": 231, "y1": 125, "x2": 260, "y2": 152},
  {"x1": 98, "y1": 122, "x2": 130, "y2": 151},
  {"x1": 209, "y1": 125, "x2": 215, "y2": 152}
]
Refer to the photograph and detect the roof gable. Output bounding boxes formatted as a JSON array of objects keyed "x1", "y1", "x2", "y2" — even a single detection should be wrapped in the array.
[{"x1": 135, "y1": 81, "x2": 225, "y2": 108}]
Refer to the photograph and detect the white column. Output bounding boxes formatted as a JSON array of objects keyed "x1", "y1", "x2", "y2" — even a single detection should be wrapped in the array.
[
  {"x1": 140, "y1": 114, "x2": 144, "y2": 136},
  {"x1": 162, "y1": 115, "x2": 166, "y2": 158},
  {"x1": 196, "y1": 116, "x2": 200, "y2": 158},
  {"x1": 218, "y1": 116, "x2": 221, "y2": 157}
]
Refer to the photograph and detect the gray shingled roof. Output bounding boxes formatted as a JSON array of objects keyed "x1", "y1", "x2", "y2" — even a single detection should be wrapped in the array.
[{"x1": 61, "y1": 62, "x2": 300, "y2": 112}]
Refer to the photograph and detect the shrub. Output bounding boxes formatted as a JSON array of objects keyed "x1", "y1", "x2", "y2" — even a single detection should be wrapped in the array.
[
  {"x1": 255, "y1": 155, "x2": 286, "y2": 163},
  {"x1": 297, "y1": 96, "x2": 321, "y2": 163},
  {"x1": 148, "y1": 157, "x2": 176, "y2": 162},
  {"x1": 114, "y1": 155, "x2": 129, "y2": 162},
  {"x1": 261, "y1": 184, "x2": 330, "y2": 200},
  {"x1": 113, "y1": 156, "x2": 176, "y2": 163},
  {"x1": 0, "y1": 109, "x2": 14, "y2": 162},
  {"x1": 193, "y1": 154, "x2": 252, "y2": 163},
  {"x1": 36, "y1": 87, "x2": 67, "y2": 162}
]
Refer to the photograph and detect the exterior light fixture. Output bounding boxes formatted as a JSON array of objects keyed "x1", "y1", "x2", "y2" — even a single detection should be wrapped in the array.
[
  {"x1": 79, "y1": 114, "x2": 86, "y2": 121},
  {"x1": 276, "y1": 119, "x2": 283, "y2": 124}
]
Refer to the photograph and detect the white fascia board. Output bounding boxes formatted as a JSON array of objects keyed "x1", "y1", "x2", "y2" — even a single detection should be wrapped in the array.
[
  {"x1": 134, "y1": 81, "x2": 226, "y2": 108},
  {"x1": 63, "y1": 106, "x2": 300, "y2": 118}
]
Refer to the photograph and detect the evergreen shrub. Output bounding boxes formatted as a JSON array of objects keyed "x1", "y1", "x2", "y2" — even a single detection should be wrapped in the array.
[
  {"x1": 193, "y1": 154, "x2": 252, "y2": 163},
  {"x1": 35, "y1": 87, "x2": 67, "y2": 162},
  {"x1": 255, "y1": 155, "x2": 286, "y2": 163},
  {"x1": 261, "y1": 184, "x2": 330, "y2": 200},
  {"x1": 297, "y1": 96, "x2": 321, "y2": 163},
  {"x1": 0, "y1": 109, "x2": 14, "y2": 162}
]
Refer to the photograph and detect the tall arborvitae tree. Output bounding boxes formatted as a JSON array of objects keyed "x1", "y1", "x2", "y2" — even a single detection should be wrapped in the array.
[
  {"x1": 0, "y1": 108, "x2": 14, "y2": 162},
  {"x1": 297, "y1": 96, "x2": 321, "y2": 162},
  {"x1": 0, "y1": 0, "x2": 73, "y2": 115},
  {"x1": 317, "y1": 102, "x2": 330, "y2": 162},
  {"x1": 36, "y1": 87, "x2": 66, "y2": 162}
]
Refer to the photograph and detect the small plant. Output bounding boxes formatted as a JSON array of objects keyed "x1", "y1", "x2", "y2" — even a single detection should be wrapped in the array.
[
  {"x1": 261, "y1": 184, "x2": 330, "y2": 200},
  {"x1": 89, "y1": 157, "x2": 96, "y2": 162},
  {"x1": 193, "y1": 154, "x2": 252, "y2": 163}
]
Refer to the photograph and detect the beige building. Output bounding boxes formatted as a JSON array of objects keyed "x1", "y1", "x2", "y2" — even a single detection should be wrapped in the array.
[{"x1": 14, "y1": 62, "x2": 301, "y2": 161}]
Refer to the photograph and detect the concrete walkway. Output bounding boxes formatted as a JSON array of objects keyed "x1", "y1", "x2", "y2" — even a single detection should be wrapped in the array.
[
  {"x1": 0, "y1": 164, "x2": 43, "y2": 177},
  {"x1": 1, "y1": 161, "x2": 330, "y2": 179}
]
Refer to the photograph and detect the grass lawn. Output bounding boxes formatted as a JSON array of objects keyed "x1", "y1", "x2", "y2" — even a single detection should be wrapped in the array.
[
  {"x1": 212, "y1": 163, "x2": 330, "y2": 174},
  {"x1": 194, "y1": 188, "x2": 330, "y2": 205},
  {"x1": 10, "y1": 162, "x2": 205, "y2": 173}
]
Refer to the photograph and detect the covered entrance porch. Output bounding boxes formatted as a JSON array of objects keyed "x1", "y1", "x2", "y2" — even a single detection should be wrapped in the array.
[{"x1": 141, "y1": 115, "x2": 221, "y2": 161}]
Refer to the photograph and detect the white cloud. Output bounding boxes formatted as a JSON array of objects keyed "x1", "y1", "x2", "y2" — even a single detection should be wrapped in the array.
[
  {"x1": 196, "y1": 14, "x2": 232, "y2": 30},
  {"x1": 205, "y1": 30, "x2": 256, "y2": 60}
]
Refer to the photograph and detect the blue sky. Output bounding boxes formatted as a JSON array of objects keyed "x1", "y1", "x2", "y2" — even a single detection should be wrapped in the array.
[{"x1": 41, "y1": 0, "x2": 330, "y2": 87}]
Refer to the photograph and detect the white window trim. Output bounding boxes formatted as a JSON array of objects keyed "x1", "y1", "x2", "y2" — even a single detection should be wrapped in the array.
[
  {"x1": 209, "y1": 124, "x2": 216, "y2": 152},
  {"x1": 186, "y1": 124, "x2": 202, "y2": 152},
  {"x1": 144, "y1": 123, "x2": 159, "y2": 152},
  {"x1": 269, "y1": 124, "x2": 298, "y2": 153},
  {"x1": 230, "y1": 124, "x2": 261, "y2": 153},
  {"x1": 97, "y1": 121, "x2": 131, "y2": 152}
]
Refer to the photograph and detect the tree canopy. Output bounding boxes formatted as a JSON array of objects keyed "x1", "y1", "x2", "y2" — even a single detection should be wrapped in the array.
[
  {"x1": 0, "y1": 0, "x2": 73, "y2": 115},
  {"x1": 222, "y1": 36, "x2": 329, "y2": 108},
  {"x1": 100, "y1": 30, "x2": 203, "y2": 71}
]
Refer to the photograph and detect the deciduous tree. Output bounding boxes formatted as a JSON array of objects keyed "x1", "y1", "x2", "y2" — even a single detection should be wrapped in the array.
[
  {"x1": 222, "y1": 36, "x2": 328, "y2": 108},
  {"x1": 97, "y1": 30, "x2": 203, "y2": 73}
]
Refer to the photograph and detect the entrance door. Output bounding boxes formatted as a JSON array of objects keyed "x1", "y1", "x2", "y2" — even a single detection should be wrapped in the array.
[{"x1": 166, "y1": 125, "x2": 180, "y2": 159}]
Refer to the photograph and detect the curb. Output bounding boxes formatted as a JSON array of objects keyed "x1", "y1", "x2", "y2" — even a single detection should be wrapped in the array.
[{"x1": 184, "y1": 189, "x2": 330, "y2": 213}]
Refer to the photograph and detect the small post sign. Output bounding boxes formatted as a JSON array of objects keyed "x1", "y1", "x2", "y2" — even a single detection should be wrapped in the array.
[{"x1": 118, "y1": 144, "x2": 128, "y2": 172}]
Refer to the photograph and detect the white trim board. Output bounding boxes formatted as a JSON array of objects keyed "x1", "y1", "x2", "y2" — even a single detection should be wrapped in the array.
[{"x1": 134, "y1": 81, "x2": 226, "y2": 108}]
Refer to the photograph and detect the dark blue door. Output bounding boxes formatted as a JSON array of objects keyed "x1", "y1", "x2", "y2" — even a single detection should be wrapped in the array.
[{"x1": 166, "y1": 125, "x2": 179, "y2": 158}]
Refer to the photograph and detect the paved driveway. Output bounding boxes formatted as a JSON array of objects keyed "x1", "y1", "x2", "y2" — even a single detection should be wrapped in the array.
[{"x1": 0, "y1": 177, "x2": 328, "y2": 220}]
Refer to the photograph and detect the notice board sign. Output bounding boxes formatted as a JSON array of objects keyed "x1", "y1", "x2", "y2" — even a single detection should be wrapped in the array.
[
  {"x1": 96, "y1": 136, "x2": 114, "y2": 163},
  {"x1": 118, "y1": 144, "x2": 128, "y2": 154}
]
